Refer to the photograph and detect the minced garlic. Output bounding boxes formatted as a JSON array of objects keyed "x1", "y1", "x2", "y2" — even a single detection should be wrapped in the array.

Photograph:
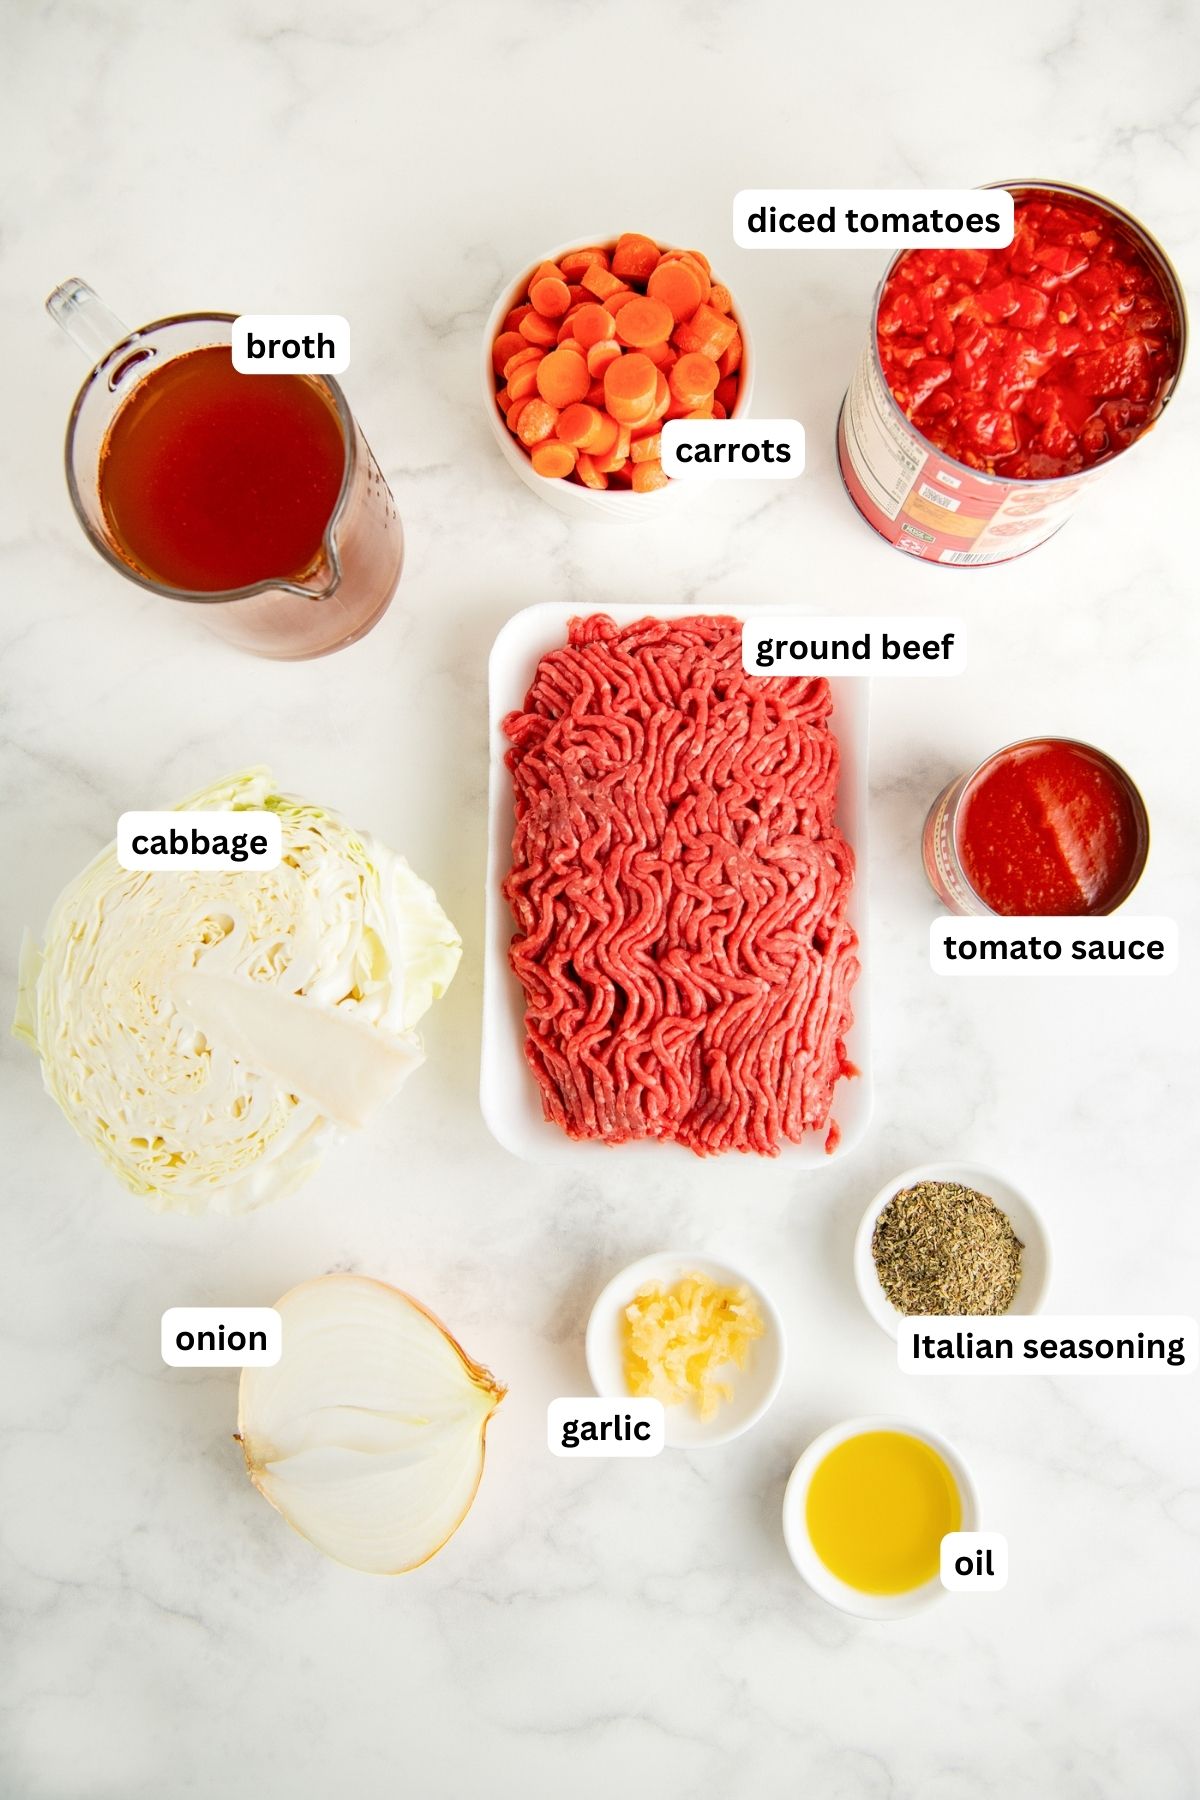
[{"x1": 622, "y1": 1273, "x2": 765, "y2": 1420}]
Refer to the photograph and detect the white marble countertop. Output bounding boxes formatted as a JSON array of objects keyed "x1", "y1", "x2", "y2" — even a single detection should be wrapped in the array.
[{"x1": 3, "y1": 3, "x2": 1198, "y2": 1795}]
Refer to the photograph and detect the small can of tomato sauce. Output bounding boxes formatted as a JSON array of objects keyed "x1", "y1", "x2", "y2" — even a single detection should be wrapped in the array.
[
  {"x1": 837, "y1": 181, "x2": 1187, "y2": 564},
  {"x1": 922, "y1": 738, "x2": 1150, "y2": 915}
]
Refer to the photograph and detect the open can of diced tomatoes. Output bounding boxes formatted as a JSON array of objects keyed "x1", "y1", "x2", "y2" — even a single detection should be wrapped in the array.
[{"x1": 837, "y1": 180, "x2": 1188, "y2": 565}]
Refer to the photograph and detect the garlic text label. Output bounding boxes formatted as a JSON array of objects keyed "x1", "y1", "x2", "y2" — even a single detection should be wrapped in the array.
[
  {"x1": 118, "y1": 811, "x2": 282, "y2": 872},
  {"x1": 733, "y1": 190, "x2": 1015, "y2": 250},
  {"x1": 547, "y1": 1397, "x2": 665, "y2": 1457},
  {"x1": 161, "y1": 1307, "x2": 282, "y2": 1367},
  {"x1": 931, "y1": 916, "x2": 1178, "y2": 974},
  {"x1": 941, "y1": 1533, "x2": 1008, "y2": 1592},
  {"x1": 744, "y1": 617, "x2": 965, "y2": 676},
  {"x1": 661, "y1": 420, "x2": 805, "y2": 480},
  {"x1": 231, "y1": 315, "x2": 349, "y2": 373},
  {"x1": 899, "y1": 1317, "x2": 1198, "y2": 1375}
]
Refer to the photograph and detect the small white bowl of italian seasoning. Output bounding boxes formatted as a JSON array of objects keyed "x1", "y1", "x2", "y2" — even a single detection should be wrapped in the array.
[{"x1": 853, "y1": 1162, "x2": 1052, "y2": 1339}]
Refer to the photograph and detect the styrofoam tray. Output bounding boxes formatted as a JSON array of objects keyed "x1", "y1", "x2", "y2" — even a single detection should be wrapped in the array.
[{"x1": 481, "y1": 603, "x2": 872, "y2": 1165}]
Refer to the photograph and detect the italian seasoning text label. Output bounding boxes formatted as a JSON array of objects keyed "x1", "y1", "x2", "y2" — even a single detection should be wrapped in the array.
[
  {"x1": 733, "y1": 190, "x2": 1015, "y2": 250},
  {"x1": 898, "y1": 1316, "x2": 1198, "y2": 1374}
]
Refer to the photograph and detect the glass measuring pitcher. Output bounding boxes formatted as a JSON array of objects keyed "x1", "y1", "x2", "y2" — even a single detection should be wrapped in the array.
[{"x1": 48, "y1": 280, "x2": 403, "y2": 659}]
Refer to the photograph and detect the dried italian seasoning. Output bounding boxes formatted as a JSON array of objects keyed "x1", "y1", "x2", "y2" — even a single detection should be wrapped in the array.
[{"x1": 872, "y1": 1180, "x2": 1023, "y2": 1316}]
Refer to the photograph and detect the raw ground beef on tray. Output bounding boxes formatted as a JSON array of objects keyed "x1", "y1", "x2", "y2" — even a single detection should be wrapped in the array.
[{"x1": 501, "y1": 613, "x2": 859, "y2": 1156}]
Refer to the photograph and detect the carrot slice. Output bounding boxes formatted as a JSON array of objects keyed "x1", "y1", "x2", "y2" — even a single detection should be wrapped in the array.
[
  {"x1": 677, "y1": 254, "x2": 712, "y2": 303},
  {"x1": 672, "y1": 304, "x2": 738, "y2": 360},
  {"x1": 684, "y1": 248, "x2": 711, "y2": 274},
  {"x1": 611, "y1": 233, "x2": 661, "y2": 282},
  {"x1": 615, "y1": 296, "x2": 674, "y2": 348},
  {"x1": 536, "y1": 347, "x2": 591, "y2": 408},
  {"x1": 531, "y1": 276, "x2": 571, "y2": 319},
  {"x1": 711, "y1": 401, "x2": 727, "y2": 420},
  {"x1": 503, "y1": 345, "x2": 544, "y2": 380},
  {"x1": 709, "y1": 283, "x2": 733, "y2": 315},
  {"x1": 604, "y1": 289, "x2": 640, "y2": 316},
  {"x1": 492, "y1": 330, "x2": 527, "y2": 374},
  {"x1": 531, "y1": 440, "x2": 578, "y2": 479},
  {"x1": 670, "y1": 351, "x2": 721, "y2": 404},
  {"x1": 647, "y1": 259, "x2": 703, "y2": 324},
  {"x1": 506, "y1": 363, "x2": 541, "y2": 402},
  {"x1": 603, "y1": 352, "x2": 657, "y2": 422},
  {"x1": 497, "y1": 389, "x2": 513, "y2": 415},
  {"x1": 560, "y1": 248, "x2": 609, "y2": 279},
  {"x1": 685, "y1": 399, "x2": 714, "y2": 419},
  {"x1": 556, "y1": 402, "x2": 603, "y2": 448},
  {"x1": 586, "y1": 338, "x2": 622, "y2": 377},
  {"x1": 503, "y1": 303, "x2": 533, "y2": 332},
  {"x1": 581, "y1": 264, "x2": 628, "y2": 301},
  {"x1": 527, "y1": 261, "x2": 563, "y2": 292},
  {"x1": 632, "y1": 459, "x2": 669, "y2": 493},
  {"x1": 506, "y1": 398, "x2": 531, "y2": 434},
  {"x1": 572, "y1": 303, "x2": 616, "y2": 349},
  {"x1": 517, "y1": 399, "x2": 560, "y2": 445},
  {"x1": 630, "y1": 431, "x2": 661, "y2": 462},
  {"x1": 593, "y1": 423, "x2": 631, "y2": 473},
  {"x1": 717, "y1": 332, "x2": 742, "y2": 377},
  {"x1": 585, "y1": 380, "x2": 607, "y2": 407},
  {"x1": 651, "y1": 371, "x2": 671, "y2": 420},
  {"x1": 519, "y1": 311, "x2": 559, "y2": 347},
  {"x1": 639, "y1": 340, "x2": 676, "y2": 369},
  {"x1": 715, "y1": 374, "x2": 739, "y2": 414},
  {"x1": 575, "y1": 452, "x2": 608, "y2": 489},
  {"x1": 587, "y1": 413, "x2": 620, "y2": 459}
]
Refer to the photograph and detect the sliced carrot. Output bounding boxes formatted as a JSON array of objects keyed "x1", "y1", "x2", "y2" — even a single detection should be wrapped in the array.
[
  {"x1": 639, "y1": 339, "x2": 676, "y2": 369},
  {"x1": 519, "y1": 311, "x2": 559, "y2": 347},
  {"x1": 497, "y1": 390, "x2": 513, "y2": 415},
  {"x1": 555, "y1": 402, "x2": 602, "y2": 448},
  {"x1": 684, "y1": 247, "x2": 711, "y2": 274},
  {"x1": 630, "y1": 431, "x2": 661, "y2": 462},
  {"x1": 611, "y1": 232, "x2": 661, "y2": 282},
  {"x1": 585, "y1": 340, "x2": 622, "y2": 380},
  {"x1": 503, "y1": 345, "x2": 544, "y2": 380},
  {"x1": 527, "y1": 261, "x2": 563, "y2": 292},
  {"x1": 506, "y1": 398, "x2": 531, "y2": 434},
  {"x1": 536, "y1": 347, "x2": 591, "y2": 407},
  {"x1": 531, "y1": 439, "x2": 578, "y2": 479},
  {"x1": 647, "y1": 259, "x2": 703, "y2": 324},
  {"x1": 608, "y1": 461, "x2": 634, "y2": 489},
  {"x1": 593, "y1": 423, "x2": 631, "y2": 473},
  {"x1": 715, "y1": 374, "x2": 739, "y2": 415},
  {"x1": 581, "y1": 263, "x2": 629, "y2": 301},
  {"x1": 560, "y1": 248, "x2": 609, "y2": 280},
  {"x1": 531, "y1": 276, "x2": 571, "y2": 319},
  {"x1": 670, "y1": 351, "x2": 720, "y2": 404},
  {"x1": 572, "y1": 303, "x2": 616, "y2": 349},
  {"x1": 567, "y1": 284, "x2": 589, "y2": 305},
  {"x1": 711, "y1": 401, "x2": 727, "y2": 420},
  {"x1": 585, "y1": 380, "x2": 607, "y2": 407},
  {"x1": 717, "y1": 332, "x2": 742, "y2": 377},
  {"x1": 677, "y1": 253, "x2": 712, "y2": 303},
  {"x1": 615, "y1": 295, "x2": 674, "y2": 349},
  {"x1": 651, "y1": 371, "x2": 671, "y2": 420},
  {"x1": 506, "y1": 362, "x2": 541, "y2": 402},
  {"x1": 587, "y1": 412, "x2": 620, "y2": 459},
  {"x1": 686, "y1": 399, "x2": 714, "y2": 419},
  {"x1": 492, "y1": 330, "x2": 527, "y2": 374},
  {"x1": 603, "y1": 352, "x2": 657, "y2": 422},
  {"x1": 672, "y1": 303, "x2": 738, "y2": 360},
  {"x1": 604, "y1": 289, "x2": 640, "y2": 316},
  {"x1": 503, "y1": 303, "x2": 533, "y2": 333},
  {"x1": 575, "y1": 452, "x2": 608, "y2": 489},
  {"x1": 517, "y1": 399, "x2": 560, "y2": 445},
  {"x1": 709, "y1": 282, "x2": 733, "y2": 315},
  {"x1": 632, "y1": 458, "x2": 669, "y2": 493}
]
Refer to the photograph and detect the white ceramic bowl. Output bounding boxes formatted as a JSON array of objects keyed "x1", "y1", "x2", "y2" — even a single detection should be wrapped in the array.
[
  {"x1": 585, "y1": 1251, "x2": 786, "y2": 1449},
  {"x1": 782, "y1": 1415, "x2": 980, "y2": 1620},
  {"x1": 481, "y1": 233, "x2": 755, "y2": 522},
  {"x1": 480, "y1": 602, "x2": 872, "y2": 1166},
  {"x1": 853, "y1": 1160, "x2": 1052, "y2": 1339}
]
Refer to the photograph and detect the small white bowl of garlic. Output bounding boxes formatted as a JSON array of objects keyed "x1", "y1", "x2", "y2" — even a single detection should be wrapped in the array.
[{"x1": 585, "y1": 1251, "x2": 786, "y2": 1449}]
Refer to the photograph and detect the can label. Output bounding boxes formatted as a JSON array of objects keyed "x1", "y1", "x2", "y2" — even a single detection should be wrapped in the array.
[{"x1": 838, "y1": 343, "x2": 1098, "y2": 564}]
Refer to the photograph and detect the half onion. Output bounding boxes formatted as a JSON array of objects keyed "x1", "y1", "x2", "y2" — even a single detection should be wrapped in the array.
[{"x1": 238, "y1": 1273, "x2": 505, "y2": 1575}]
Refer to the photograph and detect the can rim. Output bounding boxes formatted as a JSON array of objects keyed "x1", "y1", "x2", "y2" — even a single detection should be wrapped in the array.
[
  {"x1": 867, "y1": 179, "x2": 1189, "y2": 489},
  {"x1": 951, "y1": 736, "x2": 1151, "y2": 916}
]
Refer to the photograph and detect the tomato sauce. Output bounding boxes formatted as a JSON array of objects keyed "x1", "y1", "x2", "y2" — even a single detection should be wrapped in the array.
[
  {"x1": 877, "y1": 191, "x2": 1181, "y2": 479},
  {"x1": 99, "y1": 345, "x2": 346, "y2": 592},
  {"x1": 956, "y1": 740, "x2": 1146, "y2": 915}
]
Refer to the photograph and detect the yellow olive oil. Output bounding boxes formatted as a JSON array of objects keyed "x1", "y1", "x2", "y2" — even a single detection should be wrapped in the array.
[{"x1": 805, "y1": 1430, "x2": 962, "y2": 1594}]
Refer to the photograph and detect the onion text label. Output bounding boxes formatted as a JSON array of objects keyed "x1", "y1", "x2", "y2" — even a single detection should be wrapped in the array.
[
  {"x1": 744, "y1": 616, "x2": 966, "y2": 677},
  {"x1": 547, "y1": 1397, "x2": 665, "y2": 1457},
  {"x1": 661, "y1": 419, "x2": 805, "y2": 479},
  {"x1": 232, "y1": 315, "x2": 350, "y2": 373},
  {"x1": 733, "y1": 190, "x2": 1015, "y2": 250},
  {"x1": 162, "y1": 1307, "x2": 282, "y2": 1367},
  {"x1": 118, "y1": 811, "x2": 282, "y2": 872},
  {"x1": 898, "y1": 1316, "x2": 1198, "y2": 1375},
  {"x1": 931, "y1": 916, "x2": 1178, "y2": 975},
  {"x1": 941, "y1": 1533, "x2": 1008, "y2": 1592}
]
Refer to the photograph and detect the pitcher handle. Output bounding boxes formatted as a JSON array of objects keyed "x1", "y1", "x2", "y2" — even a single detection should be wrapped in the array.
[{"x1": 46, "y1": 279, "x2": 132, "y2": 365}]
